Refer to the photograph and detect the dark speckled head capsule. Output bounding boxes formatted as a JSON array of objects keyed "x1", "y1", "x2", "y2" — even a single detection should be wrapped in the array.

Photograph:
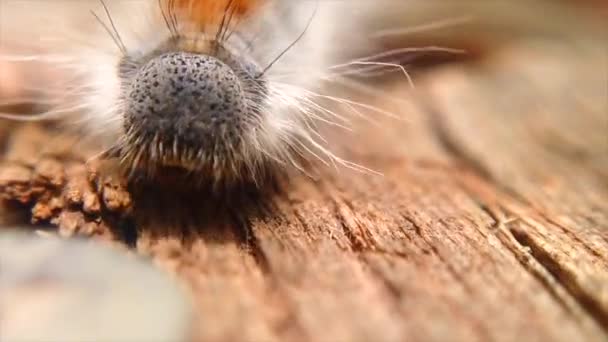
[
  {"x1": 125, "y1": 52, "x2": 248, "y2": 151},
  {"x1": 115, "y1": 36, "x2": 268, "y2": 185}
]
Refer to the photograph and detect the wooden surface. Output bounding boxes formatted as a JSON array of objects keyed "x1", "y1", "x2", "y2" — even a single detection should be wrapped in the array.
[{"x1": 1, "y1": 14, "x2": 607, "y2": 342}]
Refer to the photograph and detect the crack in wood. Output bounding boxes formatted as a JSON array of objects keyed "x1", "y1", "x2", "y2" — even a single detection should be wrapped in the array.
[
  {"x1": 230, "y1": 210, "x2": 273, "y2": 276},
  {"x1": 474, "y1": 202, "x2": 582, "y2": 315},
  {"x1": 510, "y1": 227, "x2": 608, "y2": 332}
]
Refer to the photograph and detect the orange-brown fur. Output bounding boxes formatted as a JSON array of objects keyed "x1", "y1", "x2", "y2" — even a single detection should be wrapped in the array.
[{"x1": 173, "y1": 0, "x2": 262, "y2": 28}]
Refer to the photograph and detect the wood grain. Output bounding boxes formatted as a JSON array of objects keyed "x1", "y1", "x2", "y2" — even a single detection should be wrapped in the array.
[{"x1": 1, "y1": 11, "x2": 607, "y2": 342}]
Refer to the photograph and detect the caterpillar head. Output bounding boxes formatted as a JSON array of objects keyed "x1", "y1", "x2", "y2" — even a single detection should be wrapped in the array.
[
  {"x1": 93, "y1": 0, "x2": 337, "y2": 187},
  {"x1": 115, "y1": 20, "x2": 268, "y2": 185}
]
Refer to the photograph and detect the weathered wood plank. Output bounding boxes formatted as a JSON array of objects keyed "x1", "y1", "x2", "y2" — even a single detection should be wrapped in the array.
[
  {"x1": 1, "y1": 9, "x2": 607, "y2": 342},
  {"x1": 423, "y1": 41, "x2": 608, "y2": 328}
]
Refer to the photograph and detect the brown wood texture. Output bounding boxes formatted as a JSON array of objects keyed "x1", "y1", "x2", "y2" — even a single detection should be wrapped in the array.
[{"x1": 1, "y1": 7, "x2": 607, "y2": 342}]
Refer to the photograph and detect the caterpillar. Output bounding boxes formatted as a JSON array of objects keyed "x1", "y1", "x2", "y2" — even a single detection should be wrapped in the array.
[{"x1": 0, "y1": 0, "x2": 485, "y2": 190}]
